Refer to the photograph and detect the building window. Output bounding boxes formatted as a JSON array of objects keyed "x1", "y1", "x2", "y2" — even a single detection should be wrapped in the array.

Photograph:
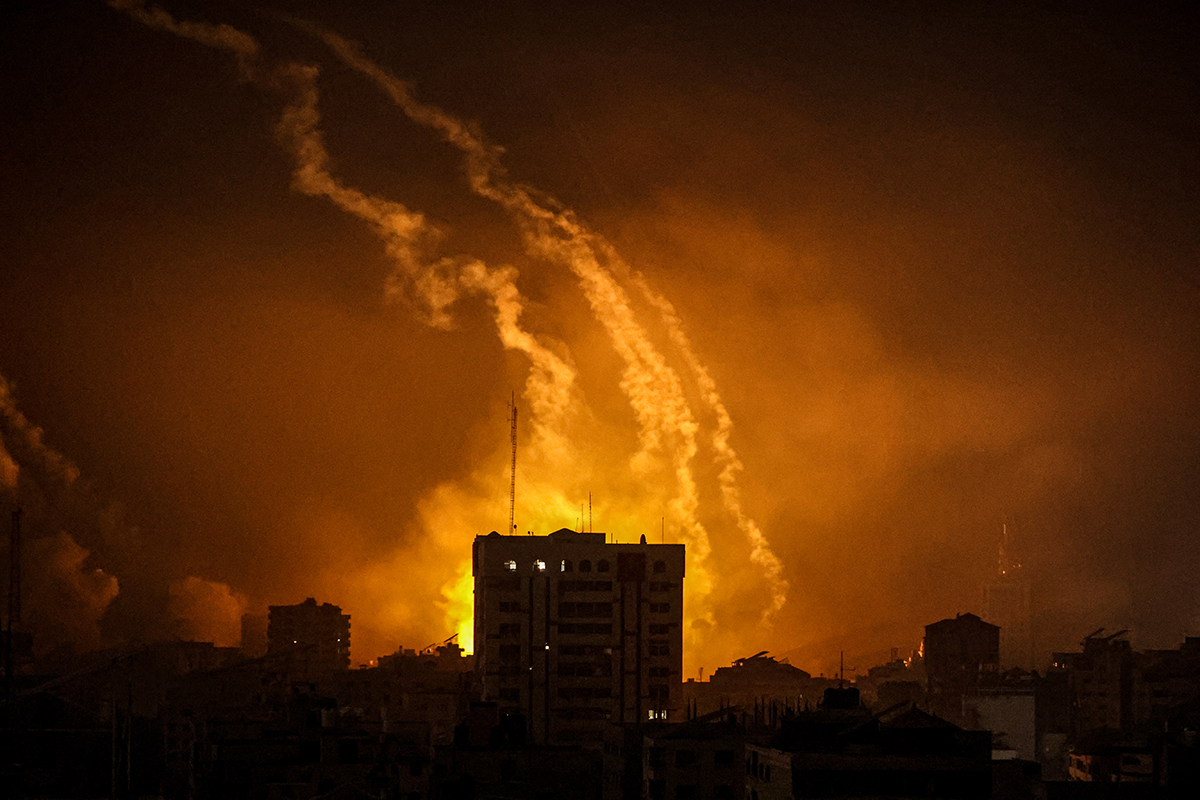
[
  {"x1": 499, "y1": 601, "x2": 521, "y2": 612},
  {"x1": 504, "y1": 560, "x2": 517, "y2": 572},
  {"x1": 579, "y1": 560, "x2": 592, "y2": 573},
  {"x1": 649, "y1": 642, "x2": 670, "y2": 656},
  {"x1": 675, "y1": 749, "x2": 696, "y2": 767},
  {"x1": 650, "y1": 602, "x2": 670, "y2": 613},
  {"x1": 561, "y1": 559, "x2": 572, "y2": 572},
  {"x1": 714, "y1": 750, "x2": 735, "y2": 766},
  {"x1": 653, "y1": 560, "x2": 666, "y2": 573},
  {"x1": 649, "y1": 624, "x2": 672, "y2": 634},
  {"x1": 498, "y1": 623, "x2": 521, "y2": 638},
  {"x1": 650, "y1": 666, "x2": 672, "y2": 678},
  {"x1": 648, "y1": 709, "x2": 667, "y2": 720},
  {"x1": 534, "y1": 560, "x2": 546, "y2": 572},
  {"x1": 597, "y1": 559, "x2": 610, "y2": 573}
]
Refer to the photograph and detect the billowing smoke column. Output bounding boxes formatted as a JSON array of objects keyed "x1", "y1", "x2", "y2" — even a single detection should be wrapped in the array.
[
  {"x1": 2, "y1": 373, "x2": 120, "y2": 657},
  {"x1": 168, "y1": 576, "x2": 247, "y2": 648},
  {"x1": 108, "y1": 1, "x2": 789, "y2": 667}
]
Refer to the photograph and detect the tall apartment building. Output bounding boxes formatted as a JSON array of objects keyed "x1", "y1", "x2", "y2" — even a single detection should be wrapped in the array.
[
  {"x1": 473, "y1": 528, "x2": 685, "y2": 745},
  {"x1": 267, "y1": 597, "x2": 351, "y2": 672}
]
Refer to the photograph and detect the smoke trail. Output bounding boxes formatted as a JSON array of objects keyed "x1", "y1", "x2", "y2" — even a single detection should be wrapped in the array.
[
  {"x1": 311, "y1": 29, "x2": 718, "y2": 617},
  {"x1": 273, "y1": 62, "x2": 580, "y2": 459},
  {"x1": 107, "y1": 0, "x2": 257, "y2": 59},
  {"x1": 630, "y1": 271, "x2": 788, "y2": 622}
]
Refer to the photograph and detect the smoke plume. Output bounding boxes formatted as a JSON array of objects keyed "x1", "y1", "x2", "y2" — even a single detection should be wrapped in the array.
[
  {"x1": 168, "y1": 576, "x2": 247, "y2": 647},
  {"x1": 25, "y1": 532, "x2": 120, "y2": 657}
]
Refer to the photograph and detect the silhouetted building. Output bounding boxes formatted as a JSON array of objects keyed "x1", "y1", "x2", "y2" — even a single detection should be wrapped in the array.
[
  {"x1": 240, "y1": 612, "x2": 267, "y2": 658},
  {"x1": 982, "y1": 524, "x2": 1033, "y2": 671},
  {"x1": 473, "y1": 528, "x2": 685, "y2": 745},
  {"x1": 267, "y1": 597, "x2": 350, "y2": 673},
  {"x1": 772, "y1": 699, "x2": 994, "y2": 799},
  {"x1": 924, "y1": 612, "x2": 1000, "y2": 717}
]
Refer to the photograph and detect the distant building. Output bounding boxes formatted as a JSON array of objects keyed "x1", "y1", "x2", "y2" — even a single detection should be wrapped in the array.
[
  {"x1": 267, "y1": 597, "x2": 350, "y2": 672},
  {"x1": 982, "y1": 526, "x2": 1033, "y2": 670},
  {"x1": 240, "y1": 612, "x2": 267, "y2": 658},
  {"x1": 924, "y1": 613, "x2": 999, "y2": 718},
  {"x1": 473, "y1": 528, "x2": 685, "y2": 745}
]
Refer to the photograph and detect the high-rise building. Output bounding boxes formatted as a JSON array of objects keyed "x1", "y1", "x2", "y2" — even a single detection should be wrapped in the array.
[
  {"x1": 982, "y1": 524, "x2": 1033, "y2": 670},
  {"x1": 924, "y1": 612, "x2": 1000, "y2": 718},
  {"x1": 267, "y1": 597, "x2": 351, "y2": 672},
  {"x1": 473, "y1": 528, "x2": 685, "y2": 745}
]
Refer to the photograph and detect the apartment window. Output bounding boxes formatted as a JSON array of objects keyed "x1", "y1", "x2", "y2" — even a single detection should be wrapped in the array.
[
  {"x1": 561, "y1": 559, "x2": 573, "y2": 572},
  {"x1": 579, "y1": 560, "x2": 592, "y2": 573},
  {"x1": 675, "y1": 749, "x2": 696, "y2": 767},
  {"x1": 498, "y1": 623, "x2": 521, "y2": 638},
  {"x1": 650, "y1": 602, "x2": 670, "y2": 613},
  {"x1": 597, "y1": 559, "x2": 611, "y2": 573},
  {"x1": 714, "y1": 750, "x2": 735, "y2": 766},
  {"x1": 649, "y1": 624, "x2": 672, "y2": 635},
  {"x1": 649, "y1": 642, "x2": 670, "y2": 656},
  {"x1": 504, "y1": 560, "x2": 517, "y2": 571},
  {"x1": 534, "y1": 560, "x2": 547, "y2": 572},
  {"x1": 653, "y1": 560, "x2": 666, "y2": 573},
  {"x1": 650, "y1": 667, "x2": 672, "y2": 678},
  {"x1": 499, "y1": 688, "x2": 519, "y2": 703},
  {"x1": 498, "y1": 601, "x2": 521, "y2": 612}
]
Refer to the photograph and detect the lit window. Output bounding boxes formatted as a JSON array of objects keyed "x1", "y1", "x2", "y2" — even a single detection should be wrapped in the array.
[
  {"x1": 505, "y1": 560, "x2": 517, "y2": 572},
  {"x1": 535, "y1": 560, "x2": 547, "y2": 572},
  {"x1": 561, "y1": 559, "x2": 573, "y2": 572}
]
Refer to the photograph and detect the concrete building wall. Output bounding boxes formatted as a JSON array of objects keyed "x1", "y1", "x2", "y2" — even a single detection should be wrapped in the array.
[{"x1": 473, "y1": 528, "x2": 685, "y2": 745}]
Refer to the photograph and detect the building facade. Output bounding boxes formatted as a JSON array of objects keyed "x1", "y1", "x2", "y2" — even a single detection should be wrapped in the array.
[
  {"x1": 267, "y1": 597, "x2": 351, "y2": 672},
  {"x1": 473, "y1": 528, "x2": 685, "y2": 745}
]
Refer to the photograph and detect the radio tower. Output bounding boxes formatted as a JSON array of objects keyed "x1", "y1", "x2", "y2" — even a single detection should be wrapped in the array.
[{"x1": 508, "y1": 395, "x2": 517, "y2": 535}]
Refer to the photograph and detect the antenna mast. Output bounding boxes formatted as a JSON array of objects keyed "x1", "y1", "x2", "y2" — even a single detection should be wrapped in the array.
[{"x1": 509, "y1": 395, "x2": 517, "y2": 535}]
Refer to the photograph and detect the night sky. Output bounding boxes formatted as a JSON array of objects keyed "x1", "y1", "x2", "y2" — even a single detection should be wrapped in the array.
[{"x1": 1, "y1": 0, "x2": 1198, "y2": 675}]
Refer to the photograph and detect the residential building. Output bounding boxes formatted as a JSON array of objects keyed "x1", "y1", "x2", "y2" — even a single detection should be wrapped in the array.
[
  {"x1": 473, "y1": 528, "x2": 685, "y2": 745},
  {"x1": 267, "y1": 597, "x2": 351, "y2": 673}
]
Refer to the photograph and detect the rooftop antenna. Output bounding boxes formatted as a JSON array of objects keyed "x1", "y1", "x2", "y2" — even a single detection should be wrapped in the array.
[
  {"x1": 508, "y1": 394, "x2": 517, "y2": 535},
  {"x1": 661, "y1": 517, "x2": 664, "y2": 544},
  {"x1": 588, "y1": 493, "x2": 592, "y2": 533}
]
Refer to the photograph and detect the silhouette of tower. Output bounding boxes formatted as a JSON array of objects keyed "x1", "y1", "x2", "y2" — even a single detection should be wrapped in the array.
[{"x1": 982, "y1": 523, "x2": 1033, "y2": 670}]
